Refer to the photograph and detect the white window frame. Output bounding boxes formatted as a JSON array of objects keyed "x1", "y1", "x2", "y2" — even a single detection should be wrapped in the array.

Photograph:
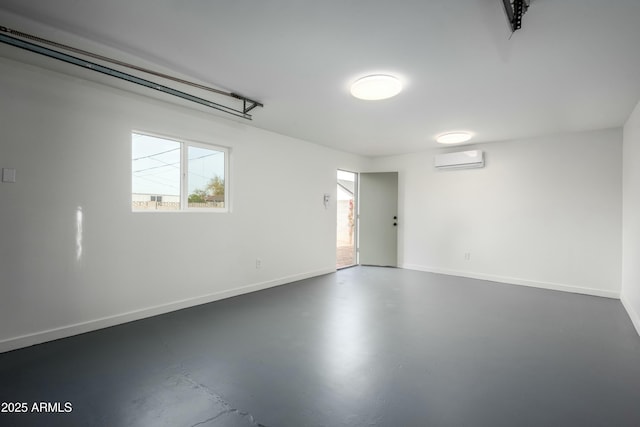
[{"x1": 132, "y1": 131, "x2": 229, "y2": 213}]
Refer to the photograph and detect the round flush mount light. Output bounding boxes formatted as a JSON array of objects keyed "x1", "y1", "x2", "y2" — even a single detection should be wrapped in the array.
[
  {"x1": 350, "y1": 74, "x2": 402, "y2": 100},
  {"x1": 436, "y1": 131, "x2": 473, "y2": 144}
]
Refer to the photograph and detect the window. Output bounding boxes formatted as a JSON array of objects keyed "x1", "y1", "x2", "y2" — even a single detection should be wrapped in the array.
[{"x1": 132, "y1": 132, "x2": 228, "y2": 212}]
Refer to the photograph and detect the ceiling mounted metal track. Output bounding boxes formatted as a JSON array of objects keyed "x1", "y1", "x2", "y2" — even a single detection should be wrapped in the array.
[
  {"x1": 502, "y1": 0, "x2": 530, "y2": 33},
  {"x1": 0, "y1": 26, "x2": 263, "y2": 120}
]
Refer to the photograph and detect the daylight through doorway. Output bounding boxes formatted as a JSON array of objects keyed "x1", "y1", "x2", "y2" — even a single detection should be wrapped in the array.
[{"x1": 337, "y1": 170, "x2": 357, "y2": 269}]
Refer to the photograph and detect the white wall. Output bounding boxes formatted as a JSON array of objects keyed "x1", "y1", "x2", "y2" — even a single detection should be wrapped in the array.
[
  {"x1": 371, "y1": 130, "x2": 622, "y2": 297},
  {"x1": 0, "y1": 57, "x2": 369, "y2": 352},
  {"x1": 622, "y1": 99, "x2": 640, "y2": 335}
]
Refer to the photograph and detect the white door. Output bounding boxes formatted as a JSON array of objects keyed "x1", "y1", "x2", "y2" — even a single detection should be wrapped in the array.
[{"x1": 358, "y1": 172, "x2": 398, "y2": 267}]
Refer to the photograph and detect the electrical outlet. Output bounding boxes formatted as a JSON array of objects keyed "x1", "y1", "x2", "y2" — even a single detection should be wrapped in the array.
[
  {"x1": 256, "y1": 258, "x2": 262, "y2": 269},
  {"x1": 2, "y1": 168, "x2": 16, "y2": 183},
  {"x1": 464, "y1": 252, "x2": 471, "y2": 261}
]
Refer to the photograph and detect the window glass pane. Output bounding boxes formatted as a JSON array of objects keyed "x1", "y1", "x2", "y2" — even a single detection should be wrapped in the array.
[
  {"x1": 132, "y1": 134, "x2": 181, "y2": 211},
  {"x1": 187, "y1": 145, "x2": 225, "y2": 209}
]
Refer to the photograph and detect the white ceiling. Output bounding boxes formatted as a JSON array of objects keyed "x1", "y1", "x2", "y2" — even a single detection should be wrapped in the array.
[{"x1": 1, "y1": 0, "x2": 640, "y2": 156}]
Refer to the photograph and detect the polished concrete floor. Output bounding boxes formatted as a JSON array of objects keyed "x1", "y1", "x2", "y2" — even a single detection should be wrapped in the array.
[{"x1": 2, "y1": 267, "x2": 640, "y2": 427}]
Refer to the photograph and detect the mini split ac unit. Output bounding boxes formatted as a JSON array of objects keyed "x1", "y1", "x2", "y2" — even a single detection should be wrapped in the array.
[{"x1": 434, "y1": 150, "x2": 484, "y2": 170}]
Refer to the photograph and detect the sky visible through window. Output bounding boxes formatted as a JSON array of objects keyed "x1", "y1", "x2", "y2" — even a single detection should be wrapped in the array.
[
  {"x1": 132, "y1": 133, "x2": 224, "y2": 197},
  {"x1": 188, "y1": 145, "x2": 224, "y2": 195}
]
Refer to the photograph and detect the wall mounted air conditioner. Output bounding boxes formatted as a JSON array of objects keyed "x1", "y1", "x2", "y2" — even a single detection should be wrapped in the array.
[{"x1": 434, "y1": 150, "x2": 484, "y2": 170}]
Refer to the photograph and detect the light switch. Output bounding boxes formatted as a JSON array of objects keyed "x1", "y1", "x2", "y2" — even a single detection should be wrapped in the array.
[{"x1": 2, "y1": 168, "x2": 16, "y2": 183}]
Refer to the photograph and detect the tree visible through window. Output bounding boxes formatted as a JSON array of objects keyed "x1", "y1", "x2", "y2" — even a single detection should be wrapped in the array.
[{"x1": 132, "y1": 133, "x2": 228, "y2": 211}]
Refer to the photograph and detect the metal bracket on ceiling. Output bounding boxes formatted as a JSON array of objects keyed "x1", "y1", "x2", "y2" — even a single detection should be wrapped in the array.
[
  {"x1": 503, "y1": 0, "x2": 530, "y2": 33},
  {"x1": 0, "y1": 25, "x2": 263, "y2": 120},
  {"x1": 233, "y1": 93, "x2": 263, "y2": 116}
]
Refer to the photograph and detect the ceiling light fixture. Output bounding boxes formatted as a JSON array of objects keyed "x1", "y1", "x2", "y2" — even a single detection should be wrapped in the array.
[
  {"x1": 350, "y1": 75, "x2": 402, "y2": 100},
  {"x1": 436, "y1": 132, "x2": 473, "y2": 144}
]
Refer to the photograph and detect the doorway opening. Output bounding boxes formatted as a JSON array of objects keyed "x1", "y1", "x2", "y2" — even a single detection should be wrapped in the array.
[{"x1": 337, "y1": 170, "x2": 358, "y2": 269}]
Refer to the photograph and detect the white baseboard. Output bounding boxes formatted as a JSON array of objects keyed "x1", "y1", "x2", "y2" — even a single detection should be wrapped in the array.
[
  {"x1": 621, "y1": 293, "x2": 640, "y2": 337},
  {"x1": 402, "y1": 264, "x2": 620, "y2": 299},
  {"x1": 0, "y1": 267, "x2": 335, "y2": 354}
]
